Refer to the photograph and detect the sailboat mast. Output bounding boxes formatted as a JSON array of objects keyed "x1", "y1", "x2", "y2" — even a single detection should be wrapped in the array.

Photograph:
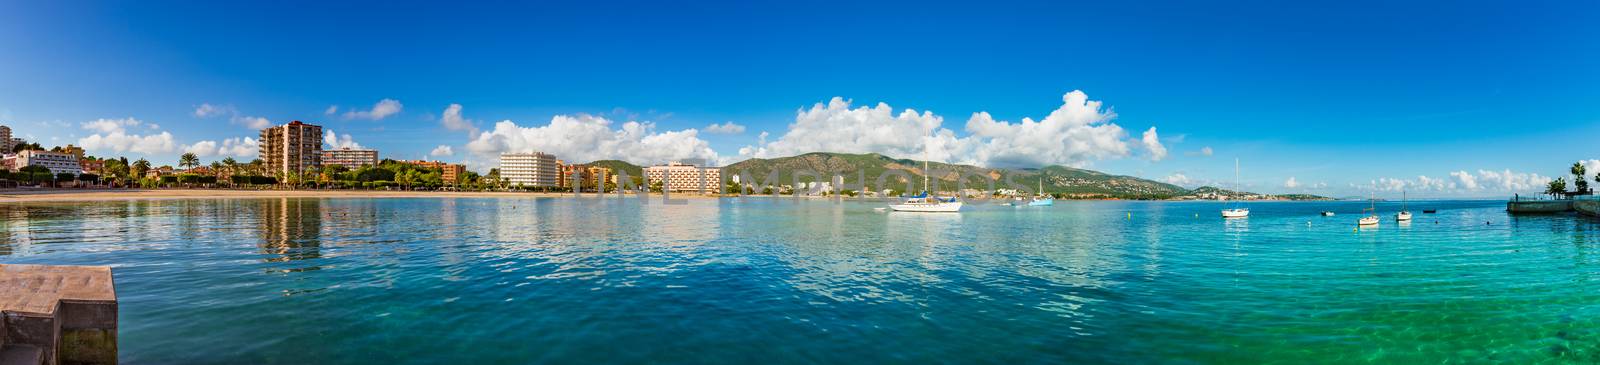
[{"x1": 923, "y1": 159, "x2": 930, "y2": 193}]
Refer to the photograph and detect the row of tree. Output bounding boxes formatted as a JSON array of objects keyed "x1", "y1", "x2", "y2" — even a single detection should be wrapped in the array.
[{"x1": 1544, "y1": 162, "x2": 1599, "y2": 198}]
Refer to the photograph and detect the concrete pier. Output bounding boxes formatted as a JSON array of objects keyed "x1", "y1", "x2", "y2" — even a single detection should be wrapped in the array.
[
  {"x1": 1506, "y1": 199, "x2": 1573, "y2": 214},
  {"x1": 1577, "y1": 199, "x2": 1599, "y2": 217},
  {"x1": 0, "y1": 265, "x2": 117, "y2": 365}
]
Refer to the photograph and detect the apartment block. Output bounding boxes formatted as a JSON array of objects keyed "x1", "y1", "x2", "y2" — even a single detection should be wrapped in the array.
[
  {"x1": 321, "y1": 148, "x2": 379, "y2": 168},
  {"x1": 258, "y1": 121, "x2": 323, "y2": 177}
]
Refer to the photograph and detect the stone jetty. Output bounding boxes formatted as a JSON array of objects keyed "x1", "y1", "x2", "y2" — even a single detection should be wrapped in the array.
[{"x1": 0, "y1": 265, "x2": 117, "y2": 365}]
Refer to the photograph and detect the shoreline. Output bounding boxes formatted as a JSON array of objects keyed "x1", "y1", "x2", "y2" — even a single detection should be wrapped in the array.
[
  {"x1": 0, "y1": 188, "x2": 1487, "y2": 203},
  {"x1": 0, "y1": 188, "x2": 729, "y2": 203}
]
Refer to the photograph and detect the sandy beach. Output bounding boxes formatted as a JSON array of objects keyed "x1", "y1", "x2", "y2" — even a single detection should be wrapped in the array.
[{"x1": 0, "y1": 188, "x2": 728, "y2": 203}]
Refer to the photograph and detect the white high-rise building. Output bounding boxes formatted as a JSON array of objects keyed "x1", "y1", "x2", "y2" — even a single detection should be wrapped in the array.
[{"x1": 499, "y1": 152, "x2": 561, "y2": 187}]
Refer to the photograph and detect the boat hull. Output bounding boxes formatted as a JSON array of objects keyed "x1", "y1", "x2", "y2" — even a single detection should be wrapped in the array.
[
  {"x1": 889, "y1": 202, "x2": 964, "y2": 212},
  {"x1": 1396, "y1": 211, "x2": 1412, "y2": 221},
  {"x1": 1027, "y1": 199, "x2": 1054, "y2": 206},
  {"x1": 1359, "y1": 216, "x2": 1379, "y2": 226},
  {"x1": 1221, "y1": 209, "x2": 1249, "y2": 218}
]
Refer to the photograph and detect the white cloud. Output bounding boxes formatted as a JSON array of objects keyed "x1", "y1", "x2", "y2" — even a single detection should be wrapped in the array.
[
  {"x1": 439, "y1": 104, "x2": 478, "y2": 135},
  {"x1": 1449, "y1": 171, "x2": 1478, "y2": 190},
  {"x1": 1476, "y1": 169, "x2": 1552, "y2": 191},
  {"x1": 342, "y1": 99, "x2": 403, "y2": 120},
  {"x1": 704, "y1": 121, "x2": 746, "y2": 134},
  {"x1": 76, "y1": 118, "x2": 177, "y2": 155},
  {"x1": 184, "y1": 137, "x2": 258, "y2": 158},
  {"x1": 1372, "y1": 169, "x2": 1551, "y2": 194},
  {"x1": 323, "y1": 130, "x2": 364, "y2": 149},
  {"x1": 1141, "y1": 127, "x2": 1167, "y2": 161},
  {"x1": 1163, "y1": 173, "x2": 1196, "y2": 187},
  {"x1": 231, "y1": 116, "x2": 272, "y2": 129},
  {"x1": 82, "y1": 117, "x2": 143, "y2": 134},
  {"x1": 193, "y1": 103, "x2": 235, "y2": 118},
  {"x1": 739, "y1": 90, "x2": 1147, "y2": 168},
  {"x1": 325, "y1": 105, "x2": 339, "y2": 115},
  {"x1": 1284, "y1": 177, "x2": 1300, "y2": 188},
  {"x1": 465, "y1": 114, "x2": 717, "y2": 166},
  {"x1": 1199, "y1": 146, "x2": 1213, "y2": 156},
  {"x1": 430, "y1": 145, "x2": 454, "y2": 157}
]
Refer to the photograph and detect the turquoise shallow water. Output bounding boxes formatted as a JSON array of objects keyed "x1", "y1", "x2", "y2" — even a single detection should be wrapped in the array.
[{"x1": 3, "y1": 197, "x2": 1600, "y2": 364}]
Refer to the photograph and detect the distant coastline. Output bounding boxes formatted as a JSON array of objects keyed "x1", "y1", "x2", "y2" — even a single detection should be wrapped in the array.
[{"x1": 0, "y1": 187, "x2": 1350, "y2": 203}]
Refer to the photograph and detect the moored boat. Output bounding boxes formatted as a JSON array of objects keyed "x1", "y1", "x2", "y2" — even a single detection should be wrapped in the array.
[{"x1": 1220, "y1": 158, "x2": 1249, "y2": 218}]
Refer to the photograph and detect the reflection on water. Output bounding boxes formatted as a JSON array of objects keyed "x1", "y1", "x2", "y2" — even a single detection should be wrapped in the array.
[
  {"x1": 259, "y1": 198, "x2": 323, "y2": 266},
  {"x1": 2, "y1": 198, "x2": 1600, "y2": 364}
]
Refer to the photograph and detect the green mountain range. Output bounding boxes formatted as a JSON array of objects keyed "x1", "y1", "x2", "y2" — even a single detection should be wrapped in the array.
[{"x1": 582, "y1": 152, "x2": 1329, "y2": 200}]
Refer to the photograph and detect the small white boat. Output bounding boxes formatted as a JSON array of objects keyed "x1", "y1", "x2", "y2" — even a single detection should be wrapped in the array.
[
  {"x1": 1396, "y1": 190, "x2": 1412, "y2": 221},
  {"x1": 1321, "y1": 211, "x2": 1335, "y2": 216},
  {"x1": 1358, "y1": 192, "x2": 1379, "y2": 226},
  {"x1": 1220, "y1": 158, "x2": 1248, "y2": 218}
]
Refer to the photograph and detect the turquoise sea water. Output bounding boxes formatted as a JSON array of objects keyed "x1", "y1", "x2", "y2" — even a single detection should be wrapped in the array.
[{"x1": 3, "y1": 197, "x2": 1600, "y2": 364}]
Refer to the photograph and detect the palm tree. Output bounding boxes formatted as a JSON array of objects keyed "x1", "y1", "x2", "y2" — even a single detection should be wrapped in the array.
[
  {"x1": 1548, "y1": 178, "x2": 1568, "y2": 199},
  {"x1": 132, "y1": 158, "x2": 151, "y2": 179},
  {"x1": 1574, "y1": 162, "x2": 1590, "y2": 195},
  {"x1": 179, "y1": 153, "x2": 200, "y2": 171}
]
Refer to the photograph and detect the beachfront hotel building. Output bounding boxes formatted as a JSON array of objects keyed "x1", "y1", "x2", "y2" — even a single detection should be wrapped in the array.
[
  {"x1": 258, "y1": 121, "x2": 323, "y2": 177},
  {"x1": 645, "y1": 162, "x2": 721, "y2": 193},
  {"x1": 559, "y1": 164, "x2": 615, "y2": 190},
  {"x1": 15, "y1": 150, "x2": 83, "y2": 175},
  {"x1": 321, "y1": 148, "x2": 379, "y2": 168},
  {"x1": 499, "y1": 152, "x2": 560, "y2": 187}
]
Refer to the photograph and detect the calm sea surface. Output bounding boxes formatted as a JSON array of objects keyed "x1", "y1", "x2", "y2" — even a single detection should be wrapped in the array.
[{"x1": 3, "y1": 197, "x2": 1600, "y2": 364}]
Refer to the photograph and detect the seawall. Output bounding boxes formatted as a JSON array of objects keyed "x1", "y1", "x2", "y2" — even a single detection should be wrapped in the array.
[
  {"x1": 1576, "y1": 199, "x2": 1599, "y2": 217},
  {"x1": 1506, "y1": 199, "x2": 1573, "y2": 214}
]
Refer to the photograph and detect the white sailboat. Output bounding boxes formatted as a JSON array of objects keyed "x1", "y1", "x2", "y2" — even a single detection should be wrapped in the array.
[
  {"x1": 1359, "y1": 192, "x2": 1379, "y2": 226},
  {"x1": 1028, "y1": 175, "x2": 1054, "y2": 206},
  {"x1": 1395, "y1": 190, "x2": 1412, "y2": 221},
  {"x1": 1221, "y1": 158, "x2": 1249, "y2": 218},
  {"x1": 889, "y1": 158, "x2": 963, "y2": 213}
]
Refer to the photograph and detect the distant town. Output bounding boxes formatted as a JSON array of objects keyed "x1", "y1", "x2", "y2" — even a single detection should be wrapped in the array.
[{"x1": 1, "y1": 120, "x2": 1332, "y2": 200}]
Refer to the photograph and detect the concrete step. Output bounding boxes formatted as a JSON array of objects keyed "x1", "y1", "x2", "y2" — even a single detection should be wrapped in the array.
[{"x1": 0, "y1": 344, "x2": 44, "y2": 365}]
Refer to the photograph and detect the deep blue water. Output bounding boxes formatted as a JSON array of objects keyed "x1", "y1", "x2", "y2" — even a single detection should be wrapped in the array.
[{"x1": 4, "y1": 197, "x2": 1600, "y2": 364}]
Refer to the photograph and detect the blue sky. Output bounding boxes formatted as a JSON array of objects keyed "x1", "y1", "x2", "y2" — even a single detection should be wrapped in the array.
[{"x1": 2, "y1": 0, "x2": 1597, "y2": 197}]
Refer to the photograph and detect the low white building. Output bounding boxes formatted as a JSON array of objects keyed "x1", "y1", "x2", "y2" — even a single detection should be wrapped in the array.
[
  {"x1": 645, "y1": 162, "x2": 721, "y2": 193},
  {"x1": 15, "y1": 150, "x2": 82, "y2": 175}
]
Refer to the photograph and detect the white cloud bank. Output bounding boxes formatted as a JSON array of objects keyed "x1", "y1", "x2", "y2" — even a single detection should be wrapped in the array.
[
  {"x1": 184, "y1": 137, "x2": 258, "y2": 158},
  {"x1": 1370, "y1": 169, "x2": 1554, "y2": 194},
  {"x1": 737, "y1": 90, "x2": 1162, "y2": 168},
  {"x1": 430, "y1": 145, "x2": 454, "y2": 157},
  {"x1": 192, "y1": 102, "x2": 272, "y2": 129},
  {"x1": 76, "y1": 118, "x2": 178, "y2": 155},
  {"x1": 465, "y1": 114, "x2": 717, "y2": 167}
]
